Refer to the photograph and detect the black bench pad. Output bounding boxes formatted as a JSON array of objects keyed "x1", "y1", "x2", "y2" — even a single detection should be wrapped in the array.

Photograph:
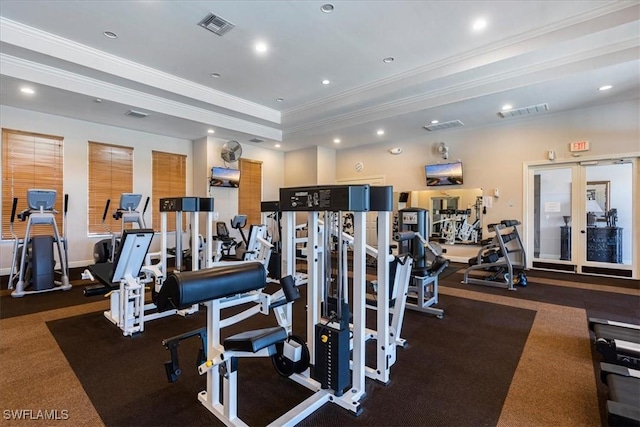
[
  {"x1": 224, "y1": 326, "x2": 287, "y2": 353},
  {"x1": 88, "y1": 262, "x2": 118, "y2": 289}
]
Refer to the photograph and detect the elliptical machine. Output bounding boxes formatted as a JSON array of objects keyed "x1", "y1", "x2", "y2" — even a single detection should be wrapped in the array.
[
  {"x1": 8, "y1": 189, "x2": 71, "y2": 298},
  {"x1": 93, "y1": 193, "x2": 149, "y2": 263}
]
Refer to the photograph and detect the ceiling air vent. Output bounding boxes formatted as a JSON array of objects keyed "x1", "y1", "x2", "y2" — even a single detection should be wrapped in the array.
[
  {"x1": 498, "y1": 103, "x2": 549, "y2": 118},
  {"x1": 249, "y1": 138, "x2": 264, "y2": 143},
  {"x1": 125, "y1": 109, "x2": 148, "y2": 118},
  {"x1": 198, "y1": 13, "x2": 235, "y2": 36},
  {"x1": 423, "y1": 120, "x2": 464, "y2": 131}
]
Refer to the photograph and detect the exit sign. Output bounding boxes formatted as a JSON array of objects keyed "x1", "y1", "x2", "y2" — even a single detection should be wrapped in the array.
[{"x1": 570, "y1": 141, "x2": 590, "y2": 152}]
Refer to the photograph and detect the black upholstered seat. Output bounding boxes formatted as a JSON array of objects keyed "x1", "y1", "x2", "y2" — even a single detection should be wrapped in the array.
[{"x1": 223, "y1": 326, "x2": 287, "y2": 353}]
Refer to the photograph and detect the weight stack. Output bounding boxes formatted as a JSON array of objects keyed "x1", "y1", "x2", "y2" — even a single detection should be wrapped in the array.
[{"x1": 313, "y1": 323, "x2": 351, "y2": 396}]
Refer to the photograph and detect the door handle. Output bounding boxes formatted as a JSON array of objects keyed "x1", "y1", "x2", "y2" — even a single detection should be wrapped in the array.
[{"x1": 580, "y1": 230, "x2": 586, "y2": 234}]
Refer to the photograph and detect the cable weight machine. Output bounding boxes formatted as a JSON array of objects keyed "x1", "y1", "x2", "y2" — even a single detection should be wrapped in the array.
[{"x1": 280, "y1": 184, "x2": 370, "y2": 418}]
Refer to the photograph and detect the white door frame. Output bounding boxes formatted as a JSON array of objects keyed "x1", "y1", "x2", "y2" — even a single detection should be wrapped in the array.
[{"x1": 523, "y1": 152, "x2": 638, "y2": 279}]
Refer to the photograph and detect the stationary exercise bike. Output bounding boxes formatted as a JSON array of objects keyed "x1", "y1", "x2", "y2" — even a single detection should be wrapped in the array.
[{"x1": 8, "y1": 189, "x2": 71, "y2": 298}]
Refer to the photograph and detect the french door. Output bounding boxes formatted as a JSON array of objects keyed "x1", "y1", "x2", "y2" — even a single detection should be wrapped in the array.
[{"x1": 526, "y1": 158, "x2": 637, "y2": 278}]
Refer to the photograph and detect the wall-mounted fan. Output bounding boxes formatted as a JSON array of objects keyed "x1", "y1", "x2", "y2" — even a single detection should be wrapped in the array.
[
  {"x1": 436, "y1": 142, "x2": 449, "y2": 160},
  {"x1": 221, "y1": 140, "x2": 242, "y2": 163}
]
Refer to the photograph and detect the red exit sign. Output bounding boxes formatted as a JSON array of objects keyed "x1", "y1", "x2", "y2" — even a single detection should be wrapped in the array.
[{"x1": 569, "y1": 141, "x2": 590, "y2": 152}]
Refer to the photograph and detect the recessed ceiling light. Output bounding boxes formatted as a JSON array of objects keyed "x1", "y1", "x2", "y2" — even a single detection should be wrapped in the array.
[
  {"x1": 502, "y1": 104, "x2": 513, "y2": 111},
  {"x1": 321, "y1": 79, "x2": 330, "y2": 85},
  {"x1": 383, "y1": 57, "x2": 395, "y2": 63},
  {"x1": 376, "y1": 129, "x2": 385, "y2": 136},
  {"x1": 103, "y1": 31, "x2": 118, "y2": 39},
  {"x1": 320, "y1": 4, "x2": 334, "y2": 13},
  {"x1": 276, "y1": 98, "x2": 284, "y2": 102},
  {"x1": 20, "y1": 87, "x2": 35, "y2": 95},
  {"x1": 207, "y1": 129, "x2": 215, "y2": 134},
  {"x1": 472, "y1": 18, "x2": 487, "y2": 31},
  {"x1": 431, "y1": 120, "x2": 439, "y2": 124},
  {"x1": 598, "y1": 85, "x2": 613, "y2": 91},
  {"x1": 274, "y1": 143, "x2": 281, "y2": 148},
  {"x1": 210, "y1": 72, "x2": 221, "y2": 78},
  {"x1": 333, "y1": 138, "x2": 341, "y2": 144},
  {"x1": 255, "y1": 42, "x2": 268, "y2": 53}
]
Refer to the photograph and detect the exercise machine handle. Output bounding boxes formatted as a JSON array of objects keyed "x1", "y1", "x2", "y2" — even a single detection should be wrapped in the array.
[
  {"x1": 142, "y1": 196, "x2": 150, "y2": 215},
  {"x1": 64, "y1": 193, "x2": 69, "y2": 215},
  {"x1": 102, "y1": 199, "x2": 111, "y2": 223},
  {"x1": 10, "y1": 197, "x2": 18, "y2": 224}
]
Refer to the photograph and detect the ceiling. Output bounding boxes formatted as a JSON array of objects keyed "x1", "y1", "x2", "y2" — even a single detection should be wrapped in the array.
[{"x1": 1, "y1": 1, "x2": 638, "y2": 152}]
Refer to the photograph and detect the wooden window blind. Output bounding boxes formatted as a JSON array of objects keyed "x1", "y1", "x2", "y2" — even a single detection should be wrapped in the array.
[
  {"x1": 88, "y1": 141, "x2": 134, "y2": 234},
  {"x1": 152, "y1": 150, "x2": 186, "y2": 232},
  {"x1": 238, "y1": 158, "x2": 262, "y2": 226},
  {"x1": 1, "y1": 129, "x2": 64, "y2": 239}
]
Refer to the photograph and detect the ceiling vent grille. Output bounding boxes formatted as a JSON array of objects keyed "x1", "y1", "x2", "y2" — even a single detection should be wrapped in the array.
[
  {"x1": 498, "y1": 103, "x2": 549, "y2": 118},
  {"x1": 423, "y1": 120, "x2": 464, "y2": 131},
  {"x1": 198, "y1": 13, "x2": 235, "y2": 36},
  {"x1": 249, "y1": 138, "x2": 264, "y2": 143},
  {"x1": 125, "y1": 109, "x2": 148, "y2": 118}
]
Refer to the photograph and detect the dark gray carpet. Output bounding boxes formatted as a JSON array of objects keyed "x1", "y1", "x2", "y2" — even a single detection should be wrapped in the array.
[
  {"x1": 47, "y1": 292, "x2": 535, "y2": 426},
  {"x1": 442, "y1": 271, "x2": 640, "y2": 325}
]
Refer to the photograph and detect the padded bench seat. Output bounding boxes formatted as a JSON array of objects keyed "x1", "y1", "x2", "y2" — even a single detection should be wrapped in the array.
[{"x1": 224, "y1": 326, "x2": 287, "y2": 353}]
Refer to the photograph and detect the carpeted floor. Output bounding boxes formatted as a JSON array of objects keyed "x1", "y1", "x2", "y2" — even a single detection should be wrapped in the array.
[
  {"x1": 0, "y1": 283, "x2": 101, "y2": 319},
  {"x1": 1, "y1": 263, "x2": 638, "y2": 426},
  {"x1": 442, "y1": 270, "x2": 640, "y2": 324},
  {"x1": 46, "y1": 293, "x2": 535, "y2": 426}
]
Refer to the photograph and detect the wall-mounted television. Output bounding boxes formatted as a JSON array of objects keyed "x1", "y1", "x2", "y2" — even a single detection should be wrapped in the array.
[
  {"x1": 210, "y1": 166, "x2": 240, "y2": 188},
  {"x1": 425, "y1": 162, "x2": 463, "y2": 187}
]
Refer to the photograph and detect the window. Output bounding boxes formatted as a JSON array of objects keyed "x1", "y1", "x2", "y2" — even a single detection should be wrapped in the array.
[
  {"x1": 238, "y1": 158, "x2": 262, "y2": 226},
  {"x1": 152, "y1": 150, "x2": 186, "y2": 232},
  {"x1": 88, "y1": 141, "x2": 134, "y2": 234},
  {"x1": 2, "y1": 129, "x2": 64, "y2": 239}
]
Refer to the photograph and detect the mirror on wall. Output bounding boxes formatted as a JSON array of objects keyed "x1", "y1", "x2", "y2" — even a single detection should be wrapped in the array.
[{"x1": 394, "y1": 188, "x2": 484, "y2": 245}]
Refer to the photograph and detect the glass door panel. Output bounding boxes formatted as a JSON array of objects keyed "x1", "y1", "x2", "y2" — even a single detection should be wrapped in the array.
[
  {"x1": 531, "y1": 167, "x2": 574, "y2": 268},
  {"x1": 581, "y1": 161, "x2": 633, "y2": 274}
]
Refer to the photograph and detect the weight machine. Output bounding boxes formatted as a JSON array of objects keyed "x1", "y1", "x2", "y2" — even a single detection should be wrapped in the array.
[
  {"x1": 279, "y1": 184, "x2": 374, "y2": 419},
  {"x1": 396, "y1": 207, "x2": 448, "y2": 317},
  {"x1": 155, "y1": 185, "x2": 410, "y2": 425},
  {"x1": 155, "y1": 263, "x2": 306, "y2": 423},
  {"x1": 317, "y1": 187, "x2": 414, "y2": 382},
  {"x1": 83, "y1": 196, "x2": 214, "y2": 336},
  {"x1": 8, "y1": 189, "x2": 71, "y2": 298},
  {"x1": 463, "y1": 220, "x2": 527, "y2": 291}
]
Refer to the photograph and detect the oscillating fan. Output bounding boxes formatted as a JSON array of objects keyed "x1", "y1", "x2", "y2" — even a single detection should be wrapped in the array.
[
  {"x1": 221, "y1": 140, "x2": 243, "y2": 163},
  {"x1": 436, "y1": 142, "x2": 449, "y2": 160}
]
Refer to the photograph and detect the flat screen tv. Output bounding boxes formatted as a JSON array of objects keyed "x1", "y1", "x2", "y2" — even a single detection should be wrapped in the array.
[
  {"x1": 210, "y1": 166, "x2": 240, "y2": 188},
  {"x1": 425, "y1": 162, "x2": 463, "y2": 187}
]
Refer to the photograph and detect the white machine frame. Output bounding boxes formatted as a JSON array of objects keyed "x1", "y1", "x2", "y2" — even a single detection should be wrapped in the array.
[{"x1": 173, "y1": 185, "x2": 411, "y2": 426}]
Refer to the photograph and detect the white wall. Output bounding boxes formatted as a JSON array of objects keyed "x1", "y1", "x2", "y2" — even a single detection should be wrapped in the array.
[
  {"x1": 335, "y1": 99, "x2": 640, "y2": 233},
  {"x1": 204, "y1": 137, "x2": 285, "y2": 241},
  {"x1": 0, "y1": 105, "x2": 192, "y2": 270},
  {"x1": 284, "y1": 147, "x2": 317, "y2": 186},
  {"x1": 316, "y1": 146, "x2": 336, "y2": 185}
]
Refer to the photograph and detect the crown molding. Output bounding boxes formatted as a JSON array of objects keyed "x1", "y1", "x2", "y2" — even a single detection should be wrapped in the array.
[
  {"x1": 284, "y1": 1, "x2": 639, "y2": 120},
  {"x1": 0, "y1": 17, "x2": 280, "y2": 125},
  {"x1": 284, "y1": 39, "x2": 639, "y2": 136},
  {"x1": 0, "y1": 53, "x2": 282, "y2": 141}
]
